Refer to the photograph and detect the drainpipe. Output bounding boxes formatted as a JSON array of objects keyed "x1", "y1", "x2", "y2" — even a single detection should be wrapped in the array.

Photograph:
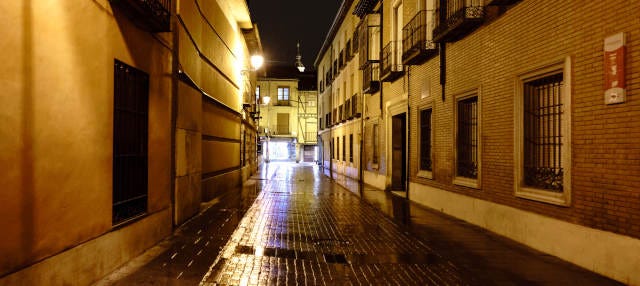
[
  {"x1": 405, "y1": 65, "x2": 410, "y2": 200},
  {"x1": 359, "y1": 75, "x2": 365, "y2": 192},
  {"x1": 439, "y1": 0, "x2": 446, "y2": 102}
]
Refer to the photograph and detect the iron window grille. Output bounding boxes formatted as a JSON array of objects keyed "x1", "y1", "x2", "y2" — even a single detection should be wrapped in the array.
[
  {"x1": 524, "y1": 73, "x2": 564, "y2": 192},
  {"x1": 420, "y1": 109, "x2": 433, "y2": 171},
  {"x1": 113, "y1": 59, "x2": 149, "y2": 225},
  {"x1": 373, "y1": 124, "x2": 379, "y2": 164},
  {"x1": 456, "y1": 96, "x2": 478, "y2": 179},
  {"x1": 350, "y1": 134, "x2": 354, "y2": 163},
  {"x1": 337, "y1": 137, "x2": 340, "y2": 160},
  {"x1": 343, "y1": 135, "x2": 346, "y2": 161}
]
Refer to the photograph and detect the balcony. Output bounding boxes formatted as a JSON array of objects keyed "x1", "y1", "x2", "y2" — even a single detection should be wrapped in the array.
[
  {"x1": 110, "y1": 0, "x2": 171, "y2": 32},
  {"x1": 358, "y1": 14, "x2": 380, "y2": 69},
  {"x1": 486, "y1": 0, "x2": 521, "y2": 5},
  {"x1": 351, "y1": 94, "x2": 362, "y2": 118},
  {"x1": 433, "y1": 0, "x2": 485, "y2": 43},
  {"x1": 352, "y1": 30, "x2": 359, "y2": 55},
  {"x1": 402, "y1": 10, "x2": 438, "y2": 65},
  {"x1": 381, "y1": 41, "x2": 404, "y2": 82},
  {"x1": 362, "y1": 62, "x2": 380, "y2": 94}
]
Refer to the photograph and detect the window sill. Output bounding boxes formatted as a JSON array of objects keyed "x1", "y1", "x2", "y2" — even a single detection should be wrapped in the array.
[
  {"x1": 453, "y1": 176, "x2": 479, "y2": 189},
  {"x1": 516, "y1": 187, "x2": 570, "y2": 207},
  {"x1": 416, "y1": 170, "x2": 433, "y2": 180}
]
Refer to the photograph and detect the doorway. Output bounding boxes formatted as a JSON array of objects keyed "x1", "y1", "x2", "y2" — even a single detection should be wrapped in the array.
[{"x1": 391, "y1": 113, "x2": 406, "y2": 191}]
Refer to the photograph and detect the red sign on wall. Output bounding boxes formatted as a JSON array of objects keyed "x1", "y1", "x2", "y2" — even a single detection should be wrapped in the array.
[{"x1": 604, "y1": 33, "x2": 626, "y2": 105}]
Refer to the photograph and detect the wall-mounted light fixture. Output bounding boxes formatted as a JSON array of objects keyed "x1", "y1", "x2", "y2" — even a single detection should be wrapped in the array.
[{"x1": 251, "y1": 55, "x2": 264, "y2": 70}]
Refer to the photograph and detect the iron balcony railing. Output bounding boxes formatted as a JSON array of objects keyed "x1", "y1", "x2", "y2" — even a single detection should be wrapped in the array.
[
  {"x1": 402, "y1": 10, "x2": 438, "y2": 65},
  {"x1": 352, "y1": 29, "x2": 359, "y2": 55},
  {"x1": 110, "y1": 0, "x2": 171, "y2": 32},
  {"x1": 433, "y1": 0, "x2": 485, "y2": 43},
  {"x1": 362, "y1": 61, "x2": 380, "y2": 94},
  {"x1": 381, "y1": 41, "x2": 404, "y2": 82},
  {"x1": 346, "y1": 40, "x2": 354, "y2": 61},
  {"x1": 486, "y1": 0, "x2": 521, "y2": 5},
  {"x1": 351, "y1": 93, "x2": 362, "y2": 118}
]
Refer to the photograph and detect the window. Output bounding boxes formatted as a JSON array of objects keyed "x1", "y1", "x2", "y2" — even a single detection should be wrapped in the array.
[
  {"x1": 418, "y1": 108, "x2": 433, "y2": 178},
  {"x1": 349, "y1": 134, "x2": 354, "y2": 163},
  {"x1": 515, "y1": 58, "x2": 571, "y2": 206},
  {"x1": 113, "y1": 59, "x2": 148, "y2": 225},
  {"x1": 342, "y1": 135, "x2": 346, "y2": 161},
  {"x1": 336, "y1": 137, "x2": 339, "y2": 160},
  {"x1": 455, "y1": 94, "x2": 479, "y2": 188},
  {"x1": 373, "y1": 124, "x2": 379, "y2": 165},
  {"x1": 277, "y1": 87, "x2": 290, "y2": 105}
]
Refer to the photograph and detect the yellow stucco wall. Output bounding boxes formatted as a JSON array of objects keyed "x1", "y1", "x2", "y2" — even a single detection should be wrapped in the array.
[
  {"x1": 174, "y1": 0, "x2": 252, "y2": 223},
  {"x1": 0, "y1": 0, "x2": 172, "y2": 278}
]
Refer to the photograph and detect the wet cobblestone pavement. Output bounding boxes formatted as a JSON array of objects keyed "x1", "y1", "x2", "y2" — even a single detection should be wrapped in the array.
[
  {"x1": 201, "y1": 163, "x2": 470, "y2": 285},
  {"x1": 98, "y1": 162, "x2": 621, "y2": 285}
]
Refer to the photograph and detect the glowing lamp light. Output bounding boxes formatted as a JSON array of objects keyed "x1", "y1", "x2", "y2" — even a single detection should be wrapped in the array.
[
  {"x1": 262, "y1": 95, "x2": 271, "y2": 105},
  {"x1": 250, "y1": 55, "x2": 264, "y2": 70}
]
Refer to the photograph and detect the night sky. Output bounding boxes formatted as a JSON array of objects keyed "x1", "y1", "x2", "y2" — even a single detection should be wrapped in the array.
[{"x1": 248, "y1": 0, "x2": 342, "y2": 70}]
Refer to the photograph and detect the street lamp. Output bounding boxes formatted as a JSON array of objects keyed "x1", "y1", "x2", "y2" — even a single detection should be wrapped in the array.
[
  {"x1": 251, "y1": 55, "x2": 264, "y2": 70},
  {"x1": 295, "y1": 42, "x2": 305, "y2": 73}
]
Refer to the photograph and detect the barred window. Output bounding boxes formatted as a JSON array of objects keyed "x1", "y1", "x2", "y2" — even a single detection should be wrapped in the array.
[
  {"x1": 456, "y1": 96, "x2": 478, "y2": 180},
  {"x1": 524, "y1": 73, "x2": 564, "y2": 192},
  {"x1": 420, "y1": 108, "x2": 432, "y2": 171},
  {"x1": 349, "y1": 134, "x2": 354, "y2": 163},
  {"x1": 373, "y1": 124, "x2": 379, "y2": 164},
  {"x1": 113, "y1": 60, "x2": 148, "y2": 225},
  {"x1": 343, "y1": 135, "x2": 346, "y2": 162}
]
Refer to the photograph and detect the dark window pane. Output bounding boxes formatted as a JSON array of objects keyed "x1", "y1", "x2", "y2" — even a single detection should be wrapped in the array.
[
  {"x1": 420, "y1": 109, "x2": 432, "y2": 171},
  {"x1": 456, "y1": 96, "x2": 477, "y2": 179},
  {"x1": 113, "y1": 60, "x2": 148, "y2": 225},
  {"x1": 524, "y1": 73, "x2": 564, "y2": 192}
]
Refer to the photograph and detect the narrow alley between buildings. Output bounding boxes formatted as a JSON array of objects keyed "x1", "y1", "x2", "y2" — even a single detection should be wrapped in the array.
[{"x1": 97, "y1": 162, "x2": 620, "y2": 286}]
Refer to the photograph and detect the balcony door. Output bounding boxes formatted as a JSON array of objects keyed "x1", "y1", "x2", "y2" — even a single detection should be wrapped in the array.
[
  {"x1": 391, "y1": 113, "x2": 407, "y2": 191},
  {"x1": 393, "y1": 0, "x2": 404, "y2": 67},
  {"x1": 277, "y1": 113, "x2": 289, "y2": 134}
]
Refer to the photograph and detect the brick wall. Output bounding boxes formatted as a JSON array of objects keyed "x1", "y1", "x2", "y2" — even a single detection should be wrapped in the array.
[{"x1": 408, "y1": 0, "x2": 640, "y2": 238}]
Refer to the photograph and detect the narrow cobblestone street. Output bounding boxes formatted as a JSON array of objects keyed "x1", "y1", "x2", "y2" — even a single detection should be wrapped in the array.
[{"x1": 98, "y1": 162, "x2": 621, "y2": 285}]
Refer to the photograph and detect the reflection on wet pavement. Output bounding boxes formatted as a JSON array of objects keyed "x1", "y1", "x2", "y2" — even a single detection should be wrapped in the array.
[
  {"x1": 100, "y1": 162, "x2": 622, "y2": 285},
  {"x1": 201, "y1": 163, "x2": 470, "y2": 285},
  {"x1": 96, "y1": 178, "x2": 261, "y2": 286}
]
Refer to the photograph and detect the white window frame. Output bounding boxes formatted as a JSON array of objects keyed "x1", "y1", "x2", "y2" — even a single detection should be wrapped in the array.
[
  {"x1": 417, "y1": 104, "x2": 434, "y2": 179},
  {"x1": 453, "y1": 89, "x2": 481, "y2": 189},
  {"x1": 514, "y1": 57, "x2": 572, "y2": 206}
]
